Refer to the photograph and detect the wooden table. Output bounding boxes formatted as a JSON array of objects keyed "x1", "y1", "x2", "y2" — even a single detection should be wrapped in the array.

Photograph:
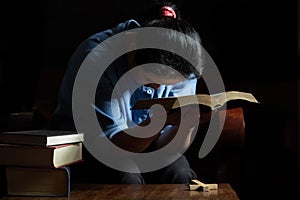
[{"x1": 1, "y1": 183, "x2": 239, "y2": 200}]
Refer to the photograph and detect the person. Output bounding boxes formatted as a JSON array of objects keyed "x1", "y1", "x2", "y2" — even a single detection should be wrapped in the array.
[{"x1": 48, "y1": 1, "x2": 203, "y2": 184}]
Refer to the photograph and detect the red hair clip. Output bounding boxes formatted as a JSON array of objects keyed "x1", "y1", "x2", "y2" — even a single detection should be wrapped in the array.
[{"x1": 160, "y1": 6, "x2": 176, "y2": 19}]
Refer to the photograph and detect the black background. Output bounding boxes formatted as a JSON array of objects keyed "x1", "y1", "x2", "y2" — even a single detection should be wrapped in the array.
[{"x1": 0, "y1": 0, "x2": 299, "y2": 199}]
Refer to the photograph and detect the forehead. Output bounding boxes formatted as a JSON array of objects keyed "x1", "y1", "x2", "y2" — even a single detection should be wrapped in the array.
[{"x1": 142, "y1": 71, "x2": 184, "y2": 85}]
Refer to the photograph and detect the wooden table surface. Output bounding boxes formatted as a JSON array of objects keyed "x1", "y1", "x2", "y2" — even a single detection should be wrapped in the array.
[{"x1": 1, "y1": 183, "x2": 239, "y2": 200}]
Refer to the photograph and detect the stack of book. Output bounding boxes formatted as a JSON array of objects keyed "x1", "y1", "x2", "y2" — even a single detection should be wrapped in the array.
[{"x1": 0, "y1": 129, "x2": 84, "y2": 197}]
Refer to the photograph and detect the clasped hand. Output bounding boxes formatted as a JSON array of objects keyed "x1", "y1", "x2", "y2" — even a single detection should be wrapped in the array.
[{"x1": 163, "y1": 105, "x2": 217, "y2": 127}]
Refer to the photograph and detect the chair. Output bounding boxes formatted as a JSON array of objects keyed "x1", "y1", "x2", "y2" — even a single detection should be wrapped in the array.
[{"x1": 4, "y1": 67, "x2": 246, "y2": 195}]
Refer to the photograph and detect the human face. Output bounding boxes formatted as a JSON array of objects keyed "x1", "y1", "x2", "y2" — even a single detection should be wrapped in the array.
[{"x1": 135, "y1": 68, "x2": 184, "y2": 89}]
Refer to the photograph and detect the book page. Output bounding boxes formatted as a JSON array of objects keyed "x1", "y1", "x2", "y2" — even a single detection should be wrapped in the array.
[
  {"x1": 224, "y1": 91, "x2": 258, "y2": 103},
  {"x1": 131, "y1": 91, "x2": 259, "y2": 110},
  {"x1": 212, "y1": 91, "x2": 259, "y2": 109},
  {"x1": 172, "y1": 94, "x2": 211, "y2": 109}
]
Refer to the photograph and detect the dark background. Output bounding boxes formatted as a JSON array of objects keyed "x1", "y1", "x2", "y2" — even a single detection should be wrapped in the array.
[{"x1": 0, "y1": 0, "x2": 299, "y2": 199}]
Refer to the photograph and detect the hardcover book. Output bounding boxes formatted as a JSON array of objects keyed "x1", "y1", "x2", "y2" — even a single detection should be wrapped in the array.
[
  {"x1": 6, "y1": 166, "x2": 70, "y2": 197},
  {"x1": 0, "y1": 129, "x2": 84, "y2": 146},
  {"x1": 0, "y1": 143, "x2": 82, "y2": 168}
]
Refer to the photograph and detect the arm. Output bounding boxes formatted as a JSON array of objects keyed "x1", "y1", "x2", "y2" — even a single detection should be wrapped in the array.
[
  {"x1": 111, "y1": 104, "x2": 200, "y2": 153},
  {"x1": 97, "y1": 78, "x2": 201, "y2": 153},
  {"x1": 152, "y1": 104, "x2": 200, "y2": 151},
  {"x1": 111, "y1": 131, "x2": 161, "y2": 153}
]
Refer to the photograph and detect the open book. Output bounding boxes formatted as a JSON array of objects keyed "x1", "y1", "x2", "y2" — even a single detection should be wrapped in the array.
[{"x1": 131, "y1": 91, "x2": 259, "y2": 111}]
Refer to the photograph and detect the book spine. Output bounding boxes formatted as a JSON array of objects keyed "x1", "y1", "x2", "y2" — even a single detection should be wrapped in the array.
[
  {"x1": 6, "y1": 166, "x2": 71, "y2": 197},
  {"x1": 0, "y1": 146, "x2": 54, "y2": 168}
]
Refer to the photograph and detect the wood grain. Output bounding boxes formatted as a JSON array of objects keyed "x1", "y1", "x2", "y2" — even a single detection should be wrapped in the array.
[{"x1": 1, "y1": 183, "x2": 239, "y2": 200}]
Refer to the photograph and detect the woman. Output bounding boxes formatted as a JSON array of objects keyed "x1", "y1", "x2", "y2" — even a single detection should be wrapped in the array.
[{"x1": 49, "y1": 1, "x2": 203, "y2": 184}]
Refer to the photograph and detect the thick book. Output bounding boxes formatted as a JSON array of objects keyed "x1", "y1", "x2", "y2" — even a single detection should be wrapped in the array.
[
  {"x1": 0, "y1": 129, "x2": 84, "y2": 146},
  {"x1": 6, "y1": 166, "x2": 70, "y2": 197},
  {"x1": 0, "y1": 143, "x2": 82, "y2": 168},
  {"x1": 131, "y1": 91, "x2": 259, "y2": 111}
]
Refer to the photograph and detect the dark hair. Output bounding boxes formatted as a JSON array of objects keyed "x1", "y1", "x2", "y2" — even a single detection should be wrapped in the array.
[{"x1": 135, "y1": 2, "x2": 203, "y2": 80}]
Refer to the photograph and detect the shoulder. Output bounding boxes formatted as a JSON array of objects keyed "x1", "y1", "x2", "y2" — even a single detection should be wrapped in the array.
[
  {"x1": 87, "y1": 19, "x2": 140, "y2": 45},
  {"x1": 74, "y1": 19, "x2": 140, "y2": 55},
  {"x1": 68, "y1": 19, "x2": 140, "y2": 65}
]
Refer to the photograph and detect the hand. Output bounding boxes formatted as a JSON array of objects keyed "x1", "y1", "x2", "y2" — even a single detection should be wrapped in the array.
[
  {"x1": 165, "y1": 104, "x2": 200, "y2": 129},
  {"x1": 199, "y1": 109, "x2": 218, "y2": 124}
]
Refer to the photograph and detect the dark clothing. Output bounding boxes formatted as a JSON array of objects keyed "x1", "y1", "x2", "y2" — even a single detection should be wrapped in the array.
[
  {"x1": 71, "y1": 146, "x2": 196, "y2": 184},
  {"x1": 48, "y1": 19, "x2": 197, "y2": 184}
]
